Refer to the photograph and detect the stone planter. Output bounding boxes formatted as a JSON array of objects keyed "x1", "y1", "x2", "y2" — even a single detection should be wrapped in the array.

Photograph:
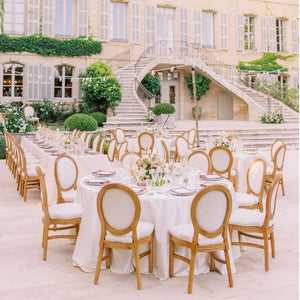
[{"x1": 156, "y1": 114, "x2": 175, "y2": 128}]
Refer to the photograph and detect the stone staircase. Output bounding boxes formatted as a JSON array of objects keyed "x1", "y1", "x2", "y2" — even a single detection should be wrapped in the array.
[
  {"x1": 231, "y1": 83, "x2": 299, "y2": 124},
  {"x1": 104, "y1": 64, "x2": 149, "y2": 129}
]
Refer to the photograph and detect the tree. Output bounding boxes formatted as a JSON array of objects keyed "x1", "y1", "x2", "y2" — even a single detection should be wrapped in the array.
[
  {"x1": 185, "y1": 74, "x2": 211, "y2": 100},
  {"x1": 141, "y1": 74, "x2": 160, "y2": 98},
  {"x1": 79, "y1": 61, "x2": 122, "y2": 114}
]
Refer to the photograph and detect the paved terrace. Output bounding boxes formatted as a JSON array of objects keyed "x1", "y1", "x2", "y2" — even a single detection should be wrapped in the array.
[{"x1": 0, "y1": 120, "x2": 298, "y2": 300}]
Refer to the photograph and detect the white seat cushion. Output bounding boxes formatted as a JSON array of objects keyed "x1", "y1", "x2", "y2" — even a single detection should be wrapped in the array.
[
  {"x1": 61, "y1": 190, "x2": 77, "y2": 202},
  {"x1": 49, "y1": 202, "x2": 83, "y2": 219},
  {"x1": 169, "y1": 223, "x2": 224, "y2": 246},
  {"x1": 106, "y1": 221, "x2": 154, "y2": 243},
  {"x1": 230, "y1": 209, "x2": 274, "y2": 227},
  {"x1": 236, "y1": 192, "x2": 259, "y2": 206}
]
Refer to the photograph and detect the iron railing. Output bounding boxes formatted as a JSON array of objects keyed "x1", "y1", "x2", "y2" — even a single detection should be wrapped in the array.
[{"x1": 107, "y1": 49, "x2": 131, "y2": 72}]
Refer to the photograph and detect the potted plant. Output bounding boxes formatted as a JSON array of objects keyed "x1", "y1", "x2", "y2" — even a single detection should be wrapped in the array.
[
  {"x1": 152, "y1": 103, "x2": 175, "y2": 128},
  {"x1": 185, "y1": 74, "x2": 211, "y2": 119}
]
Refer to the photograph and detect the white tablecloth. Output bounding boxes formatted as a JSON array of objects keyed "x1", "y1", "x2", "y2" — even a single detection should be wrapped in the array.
[
  {"x1": 72, "y1": 174, "x2": 239, "y2": 280},
  {"x1": 21, "y1": 137, "x2": 112, "y2": 205}
]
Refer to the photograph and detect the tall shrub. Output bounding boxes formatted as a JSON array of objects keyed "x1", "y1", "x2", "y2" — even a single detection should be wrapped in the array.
[{"x1": 79, "y1": 61, "x2": 122, "y2": 113}]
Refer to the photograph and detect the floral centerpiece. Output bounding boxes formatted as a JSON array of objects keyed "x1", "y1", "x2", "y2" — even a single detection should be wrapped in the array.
[
  {"x1": 214, "y1": 131, "x2": 231, "y2": 148},
  {"x1": 131, "y1": 152, "x2": 166, "y2": 185},
  {"x1": 206, "y1": 131, "x2": 242, "y2": 152}
]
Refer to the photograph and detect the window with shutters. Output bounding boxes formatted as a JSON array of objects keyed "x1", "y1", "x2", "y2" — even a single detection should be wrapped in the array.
[
  {"x1": 291, "y1": 19, "x2": 299, "y2": 54},
  {"x1": 244, "y1": 16, "x2": 255, "y2": 50},
  {"x1": 2, "y1": 64, "x2": 23, "y2": 98},
  {"x1": 110, "y1": 2, "x2": 127, "y2": 42},
  {"x1": 54, "y1": 66, "x2": 73, "y2": 99},
  {"x1": 202, "y1": 12, "x2": 214, "y2": 48},
  {"x1": 55, "y1": 0, "x2": 74, "y2": 38},
  {"x1": 276, "y1": 19, "x2": 287, "y2": 52},
  {"x1": 145, "y1": 3, "x2": 156, "y2": 50},
  {"x1": 3, "y1": 0, "x2": 25, "y2": 35}
]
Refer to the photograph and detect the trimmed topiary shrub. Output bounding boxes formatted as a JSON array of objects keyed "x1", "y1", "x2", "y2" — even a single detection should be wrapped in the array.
[
  {"x1": 90, "y1": 112, "x2": 107, "y2": 126},
  {"x1": 152, "y1": 103, "x2": 175, "y2": 115},
  {"x1": 0, "y1": 136, "x2": 6, "y2": 159},
  {"x1": 64, "y1": 113, "x2": 98, "y2": 131}
]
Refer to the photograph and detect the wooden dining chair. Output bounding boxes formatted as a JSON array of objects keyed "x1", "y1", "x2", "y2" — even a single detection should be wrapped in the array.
[
  {"x1": 115, "y1": 127, "x2": 126, "y2": 144},
  {"x1": 85, "y1": 132, "x2": 93, "y2": 149},
  {"x1": 237, "y1": 158, "x2": 266, "y2": 212},
  {"x1": 23, "y1": 105, "x2": 39, "y2": 126},
  {"x1": 54, "y1": 154, "x2": 78, "y2": 204},
  {"x1": 92, "y1": 134, "x2": 101, "y2": 152},
  {"x1": 107, "y1": 139, "x2": 117, "y2": 162},
  {"x1": 36, "y1": 166, "x2": 82, "y2": 261},
  {"x1": 208, "y1": 146, "x2": 236, "y2": 188},
  {"x1": 120, "y1": 152, "x2": 141, "y2": 170},
  {"x1": 137, "y1": 132, "x2": 155, "y2": 156},
  {"x1": 270, "y1": 138, "x2": 285, "y2": 166},
  {"x1": 265, "y1": 143, "x2": 286, "y2": 196},
  {"x1": 99, "y1": 136, "x2": 107, "y2": 154},
  {"x1": 175, "y1": 135, "x2": 190, "y2": 162},
  {"x1": 187, "y1": 128, "x2": 197, "y2": 149},
  {"x1": 118, "y1": 140, "x2": 128, "y2": 159},
  {"x1": 188, "y1": 150, "x2": 212, "y2": 174},
  {"x1": 157, "y1": 139, "x2": 170, "y2": 163},
  {"x1": 94, "y1": 183, "x2": 154, "y2": 290},
  {"x1": 229, "y1": 174, "x2": 282, "y2": 271},
  {"x1": 169, "y1": 185, "x2": 233, "y2": 294},
  {"x1": 18, "y1": 144, "x2": 41, "y2": 202}
]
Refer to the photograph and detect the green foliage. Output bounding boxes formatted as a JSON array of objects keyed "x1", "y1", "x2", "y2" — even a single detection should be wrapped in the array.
[
  {"x1": 79, "y1": 61, "x2": 122, "y2": 113},
  {"x1": 0, "y1": 106, "x2": 33, "y2": 133},
  {"x1": 261, "y1": 110, "x2": 284, "y2": 124},
  {"x1": 236, "y1": 53, "x2": 293, "y2": 73},
  {"x1": 141, "y1": 74, "x2": 160, "y2": 98},
  {"x1": 152, "y1": 103, "x2": 175, "y2": 115},
  {"x1": 31, "y1": 100, "x2": 77, "y2": 124},
  {"x1": 185, "y1": 74, "x2": 211, "y2": 101},
  {"x1": 0, "y1": 34, "x2": 102, "y2": 57},
  {"x1": 0, "y1": 135, "x2": 6, "y2": 159},
  {"x1": 90, "y1": 112, "x2": 107, "y2": 126},
  {"x1": 146, "y1": 109, "x2": 156, "y2": 122},
  {"x1": 64, "y1": 113, "x2": 98, "y2": 131}
]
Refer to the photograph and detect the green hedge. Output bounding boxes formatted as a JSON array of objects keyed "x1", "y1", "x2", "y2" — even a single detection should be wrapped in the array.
[
  {"x1": 64, "y1": 114, "x2": 98, "y2": 131},
  {"x1": 90, "y1": 112, "x2": 107, "y2": 126},
  {"x1": 0, "y1": 34, "x2": 102, "y2": 57},
  {"x1": 152, "y1": 103, "x2": 175, "y2": 115},
  {"x1": 0, "y1": 136, "x2": 6, "y2": 159}
]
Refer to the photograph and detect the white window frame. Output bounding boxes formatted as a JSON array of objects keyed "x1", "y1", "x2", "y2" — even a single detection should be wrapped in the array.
[
  {"x1": 54, "y1": 65, "x2": 74, "y2": 99},
  {"x1": 2, "y1": 63, "x2": 24, "y2": 99},
  {"x1": 219, "y1": 11, "x2": 228, "y2": 50},
  {"x1": 28, "y1": 0, "x2": 39, "y2": 35},
  {"x1": 244, "y1": 15, "x2": 255, "y2": 50},
  {"x1": 110, "y1": 2, "x2": 127, "y2": 42},
  {"x1": 3, "y1": 0, "x2": 25, "y2": 35},
  {"x1": 55, "y1": 0, "x2": 75, "y2": 38},
  {"x1": 276, "y1": 19, "x2": 287, "y2": 52}
]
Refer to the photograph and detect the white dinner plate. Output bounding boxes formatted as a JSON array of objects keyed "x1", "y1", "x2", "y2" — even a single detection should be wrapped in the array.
[{"x1": 169, "y1": 187, "x2": 196, "y2": 196}]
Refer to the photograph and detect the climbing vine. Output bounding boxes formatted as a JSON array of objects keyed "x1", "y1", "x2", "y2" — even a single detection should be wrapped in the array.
[
  {"x1": 0, "y1": 34, "x2": 102, "y2": 57},
  {"x1": 236, "y1": 53, "x2": 294, "y2": 73}
]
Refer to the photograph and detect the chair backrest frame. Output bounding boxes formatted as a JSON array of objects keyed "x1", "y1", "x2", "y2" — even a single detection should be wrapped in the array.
[
  {"x1": 208, "y1": 146, "x2": 233, "y2": 179},
  {"x1": 138, "y1": 132, "x2": 155, "y2": 155},
  {"x1": 188, "y1": 150, "x2": 212, "y2": 174}
]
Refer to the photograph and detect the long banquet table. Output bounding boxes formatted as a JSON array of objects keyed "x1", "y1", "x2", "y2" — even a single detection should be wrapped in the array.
[
  {"x1": 72, "y1": 171, "x2": 240, "y2": 280},
  {"x1": 21, "y1": 136, "x2": 112, "y2": 205}
]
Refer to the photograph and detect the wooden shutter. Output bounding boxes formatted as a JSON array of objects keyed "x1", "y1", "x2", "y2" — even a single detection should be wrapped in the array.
[
  {"x1": 237, "y1": 13, "x2": 244, "y2": 51},
  {"x1": 220, "y1": 11, "x2": 228, "y2": 50},
  {"x1": 28, "y1": 0, "x2": 39, "y2": 35},
  {"x1": 40, "y1": 65, "x2": 52, "y2": 100},
  {"x1": 268, "y1": 16, "x2": 276, "y2": 53},
  {"x1": 260, "y1": 15, "x2": 268, "y2": 52},
  {"x1": 291, "y1": 19, "x2": 299, "y2": 54},
  {"x1": 292, "y1": 75, "x2": 299, "y2": 88},
  {"x1": 131, "y1": 2, "x2": 140, "y2": 44},
  {"x1": 27, "y1": 64, "x2": 39, "y2": 100},
  {"x1": 193, "y1": 9, "x2": 201, "y2": 47},
  {"x1": 179, "y1": 7, "x2": 188, "y2": 56},
  {"x1": 78, "y1": 0, "x2": 88, "y2": 37},
  {"x1": 43, "y1": 0, "x2": 54, "y2": 37},
  {"x1": 99, "y1": 0, "x2": 109, "y2": 42},
  {"x1": 145, "y1": 3, "x2": 156, "y2": 49}
]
